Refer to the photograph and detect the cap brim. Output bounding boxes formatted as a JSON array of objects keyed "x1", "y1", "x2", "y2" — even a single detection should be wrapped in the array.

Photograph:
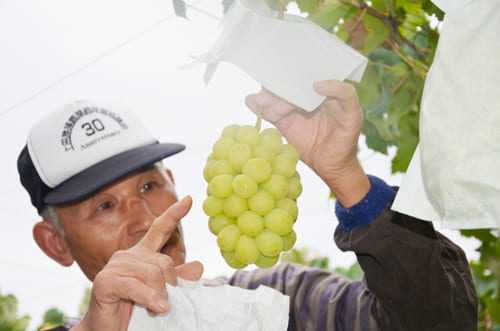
[{"x1": 44, "y1": 142, "x2": 185, "y2": 205}]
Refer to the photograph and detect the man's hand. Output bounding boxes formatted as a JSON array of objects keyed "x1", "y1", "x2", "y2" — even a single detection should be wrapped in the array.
[
  {"x1": 245, "y1": 80, "x2": 370, "y2": 207},
  {"x1": 73, "y1": 196, "x2": 203, "y2": 331}
]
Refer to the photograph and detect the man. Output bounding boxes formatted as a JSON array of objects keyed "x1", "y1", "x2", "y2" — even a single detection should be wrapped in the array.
[{"x1": 18, "y1": 80, "x2": 477, "y2": 330}]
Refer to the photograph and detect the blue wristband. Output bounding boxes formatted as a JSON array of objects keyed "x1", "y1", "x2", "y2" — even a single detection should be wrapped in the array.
[{"x1": 335, "y1": 175, "x2": 396, "y2": 232}]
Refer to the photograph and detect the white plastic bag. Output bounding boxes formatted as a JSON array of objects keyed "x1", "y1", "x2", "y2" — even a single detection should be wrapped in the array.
[{"x1": 392, "y1": 0, "x2": 500, "y2": 229}]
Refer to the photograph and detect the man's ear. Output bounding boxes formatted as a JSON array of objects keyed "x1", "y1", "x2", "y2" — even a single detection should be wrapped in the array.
[
  {"x1": 165, "y1": 167, "x2": 175, "y2": 186},
  {"x1": 33, "y1": 221, "x2": 74, "y2": 267}
]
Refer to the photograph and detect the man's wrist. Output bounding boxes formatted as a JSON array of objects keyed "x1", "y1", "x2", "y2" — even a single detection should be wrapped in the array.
[
  {"x1": 324, "y1": 161, "x2": 371, "y2": 208},
  {"x1": 335, "y1": 175, "x2": 396, "y2": 232}
]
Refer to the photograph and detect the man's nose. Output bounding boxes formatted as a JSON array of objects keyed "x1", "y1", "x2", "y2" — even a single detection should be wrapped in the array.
[{"x1": 126, "y1": 197, "x2": 156, "y2": 236}]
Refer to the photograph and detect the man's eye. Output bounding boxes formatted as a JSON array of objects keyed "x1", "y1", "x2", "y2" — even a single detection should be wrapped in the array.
[
  {"x1": 97, "y1": 201, "x2": 113, "y2": 211},
  {"x1": 140, "y1": 182, "x2": 156, "y2": 194}
]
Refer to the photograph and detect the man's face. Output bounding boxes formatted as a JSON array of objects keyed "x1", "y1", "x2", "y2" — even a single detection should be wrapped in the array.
[{"x1": 56, "y1": 166, "x2": 185, "y2": 280}]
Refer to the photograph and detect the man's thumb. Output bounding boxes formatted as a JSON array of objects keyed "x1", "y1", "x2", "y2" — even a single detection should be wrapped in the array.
[{"x1": 176, "y1": 261, "x2": 204, "y2": 281}]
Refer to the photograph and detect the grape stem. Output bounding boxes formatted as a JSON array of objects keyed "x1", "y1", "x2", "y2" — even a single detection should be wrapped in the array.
[{"x1": 255, "y1": 106, "x2": 263, "y2": 131}]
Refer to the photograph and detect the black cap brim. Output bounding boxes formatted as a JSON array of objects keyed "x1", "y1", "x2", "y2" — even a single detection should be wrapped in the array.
[{"x1": 44, "y1": 142, "x2": 185, "y2": 205}]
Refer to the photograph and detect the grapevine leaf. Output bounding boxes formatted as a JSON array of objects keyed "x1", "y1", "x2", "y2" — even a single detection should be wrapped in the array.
[
  {"x1": 402, "y1": 0, "x2": 422, "y2": 14},
  {"x1": 296, "y1": 0, "x2": 319, "y2": 14},
  {"x1": 335, "y1": 23, "x2": 350, "y2": 42},
  {"x1": 399, "y1": 11, "x2": 426, "y2": 40},
  {"x1": 391, "y1": 111, "x2": 418, "y2": 173},
  {"x1": 370, "y1": 47, "x2": 402, "y2": 66},
  {"x1": 421, "y1": 0, "x2": 445, "y2": 20},
  {"x1": 470, "y1": 261, "x2": 498, "y2": 297},
  {"x1": 363, "y1": 14, "x2": 391, "y2": 56},
  {"x1": 172, "y1": 0, "x2": 187, "y2": 18},
  {"x1": 308, "y1": 1, "x2": 354, "y2": 31},
  {"x1": 351, "y1": 63, "x2": 380, "y2": 106},
  {"x1": 362, "y1": 119, "x2": 393, "y2": 154},
  {"x1": 363, "y1": 83, "x2": 393, "y2": 118},
  {"x1": 490, "y1": 298, "x2": 500, "y2": 324},
  {"x1": 334, "y1": 262, "x2": 364, "y2": 280},
  {"x1": 368, "y1": 0, "x2": 389, "y2": 12},
  {"x1": 460, "y1": 229, "x2": 498, "y2": 244}
]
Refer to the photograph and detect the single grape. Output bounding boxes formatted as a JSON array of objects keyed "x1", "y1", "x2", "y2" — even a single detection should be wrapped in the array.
[
  {"x1": 202, "y1": 195, "x2": 224, "y2": 217},
  {"x1": 259, "y1": 131, "x2": 282, "y2": 153},
  {"x1": 229, "y1": 143, "x2": 253, "y2": 172},
  {"x1": 209, "y1": 174, "x2": 234, "y2": 198},
  {"x1": 264, "y1": 208, "x2": 293, "y2": 236},
  {"x1": 281, "y1": 229, "x2": 297, "y2": 251},
  {"x1": 255, "y1": 229, "x2": 283, "y2": 257},
  {"x1": 255, "y1": 254, "x2": 280, "y2": 268},
  {"x1": 217, "y1": 224, "x2": 242, "y2": 251},
  {"x1": 287, "y1": 176, "x2": 303, "y2": 200},
  {"x1": 275, "y1": 198, "x2": 299, "y2": 221},
  {"x1": 248, "y1": 189, "x2": 275, "y2": 216},
  {"x1": 280, "y1": 144, "x2": 300, "y2": 163},
  {"x1": 203, "y1": 160, "x2": 216, "y2": 183},
  {"x1": 273, "y1": 154, "x2": 297, "y2": 178},
  {"x1": 237, "y1": 210, "x2": 264, "y2": 237},
  {"x1": 232, "y1": 174, "x2": 258, "y2": 198},
  {"x1": 223, "y1": 193, "x2": 249, "y2": 218},
  {"x1": 261, "y1": 174, "x2": 288, "y2": 199},
  {"x1": 212, "y1": 136, "x2": 235, "y2": 160},
  {"x1": 260, "y1": 128, "x2": 281, "y2": 137},
  {"x1": 235, "y1": 235, "x2": 260, "y2": 264},
  {"x1": 236, "y1": 125, "x2": 260, "y2": 146},
  {"x1": 221, "y1": 250, "x2": 247, "y2": 269},
  {"x1": 253, "y1": 144, "x2": 276, "y2": 165},
  {"x1": 221, "y1": 124, "x2": 241, "y2": 139},
  {"x1": 242, "y1": 158, "x2": 272, "y2": 183},
  {"x1": 210, "y1": 160, "x2": 237, "y2": 177},
  {"x1": 208, "y1": 213, "x2": 235, "y2": 235}
]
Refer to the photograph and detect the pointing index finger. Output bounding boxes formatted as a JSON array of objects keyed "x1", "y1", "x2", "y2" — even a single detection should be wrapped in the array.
[{"x1": 138, "y1": 195, "x2": 192, "y2": 252}]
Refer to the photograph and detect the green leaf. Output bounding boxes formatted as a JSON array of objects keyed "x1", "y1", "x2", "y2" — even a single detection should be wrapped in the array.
[
  {"x1": 172, "y1": 0, "x2": 187, "y2": 18},
  {"x1": 296, "y1": 0, "x2": 319, "y2": 13},
  {"x1": 43, "y1": 308, "x2": 65, "y2": 325},
  {"x1": 461, "y1": 229, "x2": 498, "y2": 244},
  {"x1": 308, "y1": 1, "x2": 355, "y2": 31},
  {"x1": 363, "y1": 14, "x2": 390, "y2": 55},
  {"x1": 470, "y1": 261, "x2": 498, "y2": 298},
  {"x1": 490, "y1": 298, "x2": 500, "y2": 324},
  {"x1": 370, "y1": 47, "x2": 402, "y2": 66},
  {"x1": 391, "y1": 110, "x2": 418, "y2": 173},
  {"x1": 334, "y1": 262, "x2": 364, "y2": 280},
  {"x1": 363, "y1": 84, "x2": 393, "y2": 118},
  {"x1": 362, "y1": 119, "x2": 393, "y2": 154},
  {"x1": 351, "y1": 63, "x2": 380, "y2": 106},
  {"x1": 421, "y1": 0, "x2": 445, "y2": 20},
  {"x1": 402, "y1": 0, "x2": 422, "y2": 14}
]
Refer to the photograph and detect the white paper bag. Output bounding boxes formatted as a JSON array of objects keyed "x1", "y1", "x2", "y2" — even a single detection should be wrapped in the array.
[
  {"x1": 194, "y1": 0, "x2": 367, "y2": 111},
  {"x1": 126, "y1": 279, "x2": 290, "y2": 331},
  {"x1": 392, "y1": 0, "x2": 500, "y2": 229}
]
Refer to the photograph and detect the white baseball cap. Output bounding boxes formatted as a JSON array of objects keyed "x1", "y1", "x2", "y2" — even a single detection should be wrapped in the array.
[{"x1": 17, "y1": 99, "x2": 185, "y2": 214}]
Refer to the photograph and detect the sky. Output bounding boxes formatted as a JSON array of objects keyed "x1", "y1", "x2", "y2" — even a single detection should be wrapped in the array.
[{"x1": 0, "y1": 1, "x2": 480, "y2": 329}]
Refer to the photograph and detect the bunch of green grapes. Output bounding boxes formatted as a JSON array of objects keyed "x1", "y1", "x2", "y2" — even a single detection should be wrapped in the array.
[{"x1": 202, "y1": 124, "x2": 302, "y2": 269}]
